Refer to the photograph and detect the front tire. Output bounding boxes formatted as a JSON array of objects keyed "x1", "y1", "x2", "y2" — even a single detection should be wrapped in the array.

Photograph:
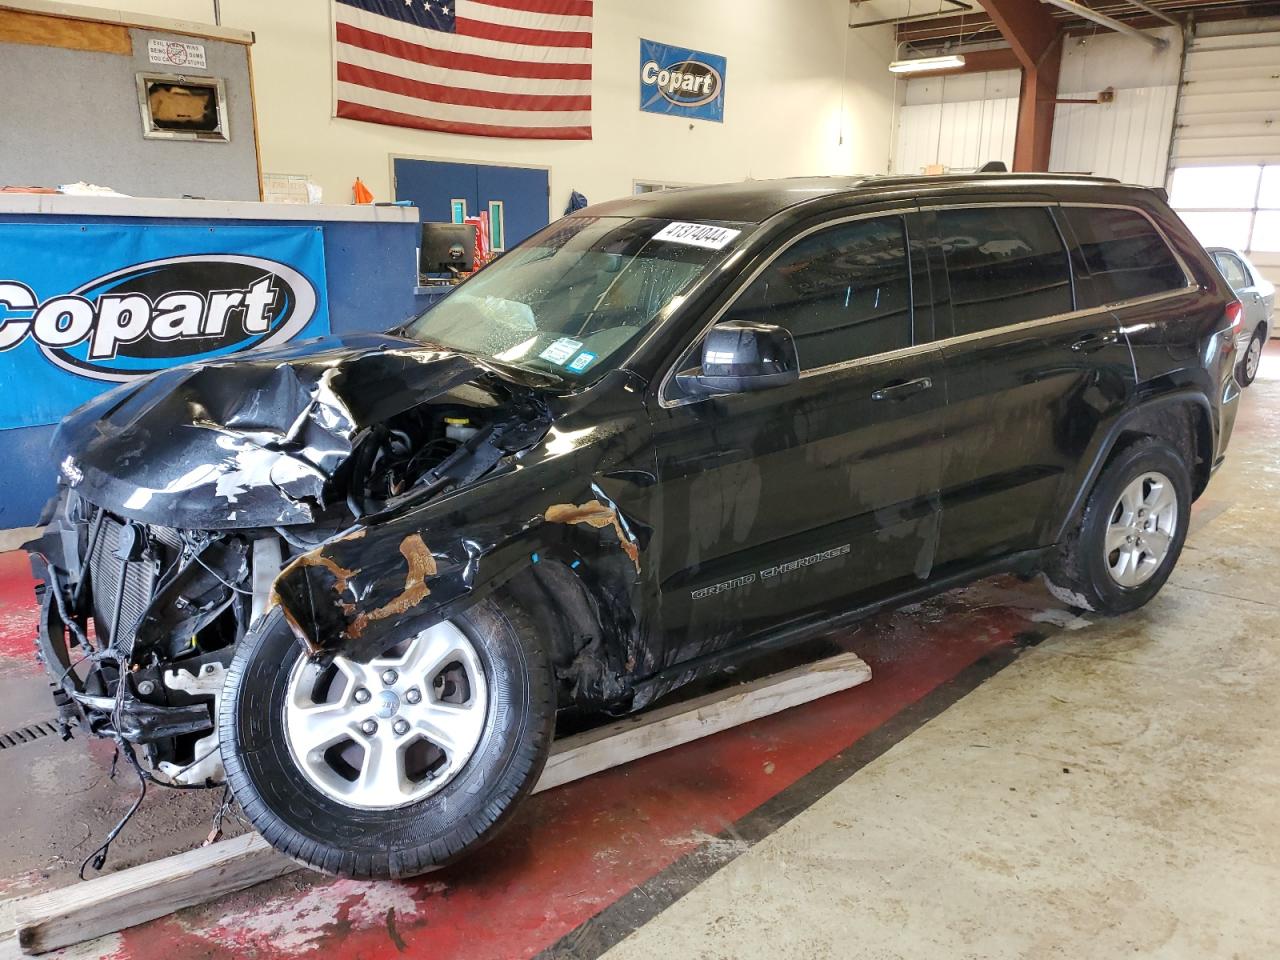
[
  {"x1": 1044, "y1": 437, "x2": 1190, "y2": 615},
  {"x1": 219, "y1": 599, "x2": 554, "y2": 878}
]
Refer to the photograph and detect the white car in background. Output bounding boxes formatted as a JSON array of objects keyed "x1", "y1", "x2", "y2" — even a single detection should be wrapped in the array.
[{"x1": 1208, "y1": 246, "x2": 1275, "y2": 386}]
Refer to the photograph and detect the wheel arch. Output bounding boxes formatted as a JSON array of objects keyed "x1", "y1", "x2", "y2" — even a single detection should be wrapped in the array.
[
  {"x1": 1053, "y1": 391, "x2": 1214, "y2": 543},
  {"x1": 266, "y1": 487, "x2": 647, "y2": 701},
  {"x1": 501, "y1": 555, "x2": 641, "y2": 709}
]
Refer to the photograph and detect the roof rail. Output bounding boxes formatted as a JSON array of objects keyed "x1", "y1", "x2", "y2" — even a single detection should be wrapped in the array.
[{"x1": 866, "y1": 172, "x2": 1123, "y2": 188}]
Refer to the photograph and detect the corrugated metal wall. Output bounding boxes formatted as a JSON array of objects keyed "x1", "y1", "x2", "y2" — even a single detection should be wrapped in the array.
[
  {"x1": 895, "y1": 97, "x2": 1019, "y2": 175},
  {"x1": 893, "y1": 69, "x2": 1020, "y2": 175},
  {"x1": 892, "y1": 28, "x2": 1181, "y2": 186},
  {"x1": 1049, "y1": 86, "x2": 1178, "y2": 185}
]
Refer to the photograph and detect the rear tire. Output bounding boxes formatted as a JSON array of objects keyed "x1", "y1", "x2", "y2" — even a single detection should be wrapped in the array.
[
  {"x1": 1238, "y1": 325, "x2": 1264, "y2": 386},
  {"x1": 220, "y1": 598, "x2": 554, "y2": 878},
  {"x1": 1044, "y1": 437, "x2": 1190, "y2": 615}
]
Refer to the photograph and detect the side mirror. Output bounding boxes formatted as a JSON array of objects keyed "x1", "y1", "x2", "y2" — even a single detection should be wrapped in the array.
[{"x1": 675, "y1": 320, "x2": 800, "y2": 396}]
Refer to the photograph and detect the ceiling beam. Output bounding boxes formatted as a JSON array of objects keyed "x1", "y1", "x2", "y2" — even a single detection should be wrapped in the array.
[
  {"x1": 1124, "y1": 0, "x2": 1181, "y2": 26},
  {"x1": 1041, "y1": 0, "x2": 1170, "y2": 47},
  {"x1": 980, "y1": 0, "x2": 1061, "y2": 69},
  {"x1": 898, "y1": 0, "x2": 1280, "y2": 46},
  {"x1": 935, "y1": 46, "x2": 1022, "y2": 73}
]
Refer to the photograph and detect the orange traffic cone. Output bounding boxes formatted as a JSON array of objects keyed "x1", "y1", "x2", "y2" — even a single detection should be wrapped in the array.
[{"x1": 352, "y1": 177, "x2": 374, "y2": 204}]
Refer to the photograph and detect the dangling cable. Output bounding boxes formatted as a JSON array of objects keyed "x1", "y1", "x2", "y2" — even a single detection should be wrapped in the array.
[{"x1": 79, "y1": 748, "x2": 146, "y2": 879}]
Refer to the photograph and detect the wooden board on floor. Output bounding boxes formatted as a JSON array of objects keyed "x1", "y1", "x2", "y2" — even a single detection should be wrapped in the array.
[{"x1": 6, "y1": 652, "x2": 871, "y2": 955}]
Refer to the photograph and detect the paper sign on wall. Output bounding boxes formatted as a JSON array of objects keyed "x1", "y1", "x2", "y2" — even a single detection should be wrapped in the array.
[{"x1": 148, "y1": 38, "x2": 208, "y2": 70}]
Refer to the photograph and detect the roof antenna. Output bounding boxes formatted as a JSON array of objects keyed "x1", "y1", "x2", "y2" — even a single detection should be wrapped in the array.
[{"x1": 979, "y1": 161, "x2": 1009, "y2": 172}]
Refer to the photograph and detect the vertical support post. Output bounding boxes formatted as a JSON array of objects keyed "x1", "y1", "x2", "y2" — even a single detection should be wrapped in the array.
[{"x1": 979, "y1": 0, "x2": 1064, "y2": 171}]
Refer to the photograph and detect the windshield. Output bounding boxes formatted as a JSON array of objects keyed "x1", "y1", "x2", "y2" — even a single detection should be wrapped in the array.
[{"x1": 402, "y1": 215, "x2": 748, "y2": 379}]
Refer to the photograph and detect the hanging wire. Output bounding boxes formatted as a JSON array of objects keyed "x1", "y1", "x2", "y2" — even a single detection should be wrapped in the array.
[{"x1": 839, "y1": 4, "x2": 851, "y2": 148}]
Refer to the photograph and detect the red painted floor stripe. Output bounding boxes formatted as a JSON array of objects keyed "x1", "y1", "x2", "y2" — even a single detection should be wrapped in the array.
[
  {"x1": 0, "y1": 551, "x2": 38, "y2": 671},
  {"x1": 112, "y1": 591, "x2": 1032, "y2": 960}
]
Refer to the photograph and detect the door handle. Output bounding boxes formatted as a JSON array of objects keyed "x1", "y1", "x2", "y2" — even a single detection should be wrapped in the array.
[
  {"x1": 871, "y1": 376, "x2": 932, "y2": 402},
  {"x1": 1070, "y1": 333, "x2": 1118, "y2": 353}
]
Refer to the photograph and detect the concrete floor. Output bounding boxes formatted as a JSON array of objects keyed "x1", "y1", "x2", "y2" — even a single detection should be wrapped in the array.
[{"x1": 0, "y1": 350, "x2": 1278, "y2": 958}]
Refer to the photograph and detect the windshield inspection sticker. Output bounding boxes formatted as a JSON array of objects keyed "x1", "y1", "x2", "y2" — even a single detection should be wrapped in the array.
[
  {"x1": 539, "y1": 337, "x2": 583, "y2": 365},
  {"x1": 653, "y1": 221, "x2": 741, "y2": 250},
  {"x1": 567, "y1": 351, "x2": 597, "y2": 372}
]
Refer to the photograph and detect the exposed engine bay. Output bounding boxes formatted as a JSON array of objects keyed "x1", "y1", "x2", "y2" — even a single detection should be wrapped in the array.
[{"x1": 27, "y1": 337, "x2": 553, "y2": 792}]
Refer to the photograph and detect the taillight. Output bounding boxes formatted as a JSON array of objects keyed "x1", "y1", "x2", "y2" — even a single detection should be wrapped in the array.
[{"x1": 1226, "y1": 300, "x2": 1244, "y2": 335}]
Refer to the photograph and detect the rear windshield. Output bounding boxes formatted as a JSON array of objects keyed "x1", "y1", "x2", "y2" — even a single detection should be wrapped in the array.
[{"x1": 402, "y1": 215, "x2": 749, "y2": 380}]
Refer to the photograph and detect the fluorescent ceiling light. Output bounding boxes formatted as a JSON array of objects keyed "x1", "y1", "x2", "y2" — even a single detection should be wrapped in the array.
[{"x1": 888, "y1": 54, "x2": 966, "y2": 74}]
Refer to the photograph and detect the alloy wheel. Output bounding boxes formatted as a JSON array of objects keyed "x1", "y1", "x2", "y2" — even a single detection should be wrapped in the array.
[
  {"x1": 1104, "y1": 471, "x2": 1178, "y2": 588},
  {"x1": 1246, "y1": 334, "x2": 1263, "y2": 382},
  {"x1": 282, "y1": 622, "x2": 488, "y2": 809}
]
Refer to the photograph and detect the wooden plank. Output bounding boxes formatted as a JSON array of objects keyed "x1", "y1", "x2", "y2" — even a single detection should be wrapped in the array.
[
  {"x1": 8, "y1": 653, "x2": 871, "y2": 955},
  {"x1": 535, "y1": 652, "x2": 872, "y2": 792},
  {"x1": 0, "y1": 10, "x2": 130, "y2": 55},
  {"x1": 10, "y1": 832, "x2": 296, "y2": 954}
]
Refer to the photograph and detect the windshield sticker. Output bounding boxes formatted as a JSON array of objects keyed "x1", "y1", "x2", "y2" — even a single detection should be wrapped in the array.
[
  {"x1": 653, "y1": 222, "x2": 741, "y2": 250},
  {"x1": 567, "y1": 351, "x2": 597, "y2": 373},
  {"x1": 539, "y1": 337, "x2": 584, "y2": 365}
]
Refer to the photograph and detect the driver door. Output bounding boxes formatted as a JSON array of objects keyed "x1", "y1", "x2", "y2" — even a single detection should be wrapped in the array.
[{"x1": 646, "y1": 210, "x2": 945, "y2": 671}]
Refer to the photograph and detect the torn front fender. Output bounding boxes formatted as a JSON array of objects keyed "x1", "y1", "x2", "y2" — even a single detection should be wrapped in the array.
[{"x1": 270, "y1": 474, "x2": 649, "y2": 664}]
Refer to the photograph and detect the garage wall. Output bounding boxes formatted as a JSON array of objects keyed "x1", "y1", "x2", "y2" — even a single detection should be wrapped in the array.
[
  {"x1": 893, "y1": 26, "x2": 1181, "y2": 186},
  {"x1": 0, "y1": 23, "x2": 260, "y2": 200},
  {"x1": 893, "y1": 70, "x2": 1020, "y2": 175},
  {"x1": 55, "y1": 0, "x2": 898, "y2": 210}
]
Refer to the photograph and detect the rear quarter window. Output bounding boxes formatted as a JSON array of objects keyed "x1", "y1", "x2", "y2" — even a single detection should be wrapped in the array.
[{"x1": 1063, "y1": 207, "x2": 1188, "y2": 304}]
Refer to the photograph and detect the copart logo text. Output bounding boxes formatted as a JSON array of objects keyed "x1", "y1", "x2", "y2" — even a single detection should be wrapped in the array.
[
  {"x1": 0, "y1": 255, "x2": 316, "y2": 382},
  {"x1": 641, "y1": 58, "x2": 723, "y2": 108}
]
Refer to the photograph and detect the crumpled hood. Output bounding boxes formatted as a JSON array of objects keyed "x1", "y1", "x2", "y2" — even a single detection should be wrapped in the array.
[{"x1": 53, "y1": 333, "x2": 510, "y2": 529}]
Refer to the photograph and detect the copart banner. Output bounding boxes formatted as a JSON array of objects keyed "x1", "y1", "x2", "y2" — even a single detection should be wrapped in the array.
[
  {"x1": 0, "y1": 224, "x2": 329, "y2": 430},
  {"x1": 639, "y1": 38, "x2": 726, "y2": 123}
]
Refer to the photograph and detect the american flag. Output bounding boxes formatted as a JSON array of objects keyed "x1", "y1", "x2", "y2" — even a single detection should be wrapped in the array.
[{"x1": 332, "y1": 0, "x2": 592, "y2": 140}]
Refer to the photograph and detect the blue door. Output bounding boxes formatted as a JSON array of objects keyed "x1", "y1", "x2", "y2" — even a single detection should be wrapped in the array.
[{"x1": 393, "y1": 159, "x2": 550, "y2": 251}]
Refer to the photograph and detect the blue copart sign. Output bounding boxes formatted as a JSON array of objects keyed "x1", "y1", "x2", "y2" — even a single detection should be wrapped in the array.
[
  {"x1": 0, "y1": 223, "x2": 329, "y2": 430},
  {"x1": 640, "y1": 38, "x2": 726, "y2": 123}
]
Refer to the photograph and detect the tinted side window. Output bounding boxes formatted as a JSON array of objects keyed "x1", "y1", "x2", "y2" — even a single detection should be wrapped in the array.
[
  {"x1": 1214, "y1": 252, "x2": 1249, "y2": 290},
  {"x1": 731, "y1": 216, "x2": 912, "y2": 370},
  {"x1": 1063, "y1": 207, "x2": 1187, "y2": 303},
  {"x1": 936, "y1": 207, "x2": 1073, "y2": 336}
]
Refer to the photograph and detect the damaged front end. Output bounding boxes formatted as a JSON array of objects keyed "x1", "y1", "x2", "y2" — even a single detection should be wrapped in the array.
[
  {"x1": 26, "y1": 334, "x2": 555, "y2": 784},
  {"x1": 28, "y1": 498, "x2": 252, "y2": 784}
]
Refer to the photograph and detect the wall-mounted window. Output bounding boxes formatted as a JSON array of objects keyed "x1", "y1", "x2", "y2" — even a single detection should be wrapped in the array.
[
  {"x1": 634, "y1": 181, "x2": 700, "y2": 195},
  {"x1": 136, "y1": 73, "x2": 229, "y2": 142},
  {"x1": 1171, "y1": 164, "x2": 1280, "y2": 255},
  {"x1": 488, "y1": 200, "x2": 506, "y2": 251}
]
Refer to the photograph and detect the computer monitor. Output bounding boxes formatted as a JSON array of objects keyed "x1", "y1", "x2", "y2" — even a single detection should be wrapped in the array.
[{"x1": 420, "y1": 222, "x2": 477, "y2": 275}]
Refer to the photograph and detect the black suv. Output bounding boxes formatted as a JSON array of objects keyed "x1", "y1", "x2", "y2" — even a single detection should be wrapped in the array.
[{"x1": 28, "y1": 174, "x2": 1240, "y2": 878}]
